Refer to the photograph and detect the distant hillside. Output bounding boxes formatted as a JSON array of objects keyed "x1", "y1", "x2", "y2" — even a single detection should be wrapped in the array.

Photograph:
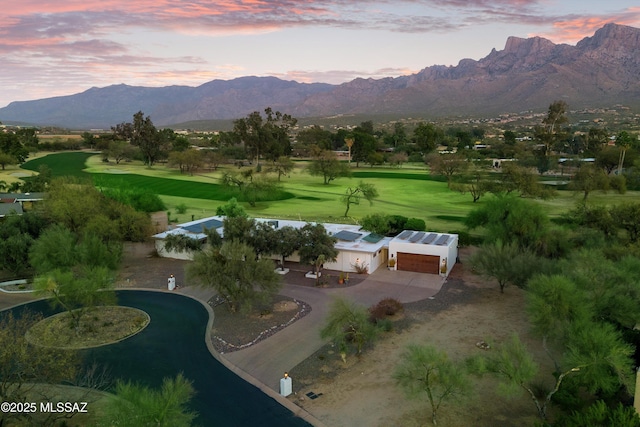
[{"x1": 1, "y1": 23, "x2": 638, "y2": 129}]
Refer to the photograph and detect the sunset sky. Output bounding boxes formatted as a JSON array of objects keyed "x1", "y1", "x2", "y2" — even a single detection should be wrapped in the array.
[{"x1": 1, "y1": 1, "x2": 639, "y2": 108}]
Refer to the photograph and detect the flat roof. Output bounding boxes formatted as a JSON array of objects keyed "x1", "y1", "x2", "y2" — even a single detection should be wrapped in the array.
[
  {"x1": 153, "y1": 216, "x2": 392, "y2": 254},
  {"x1": 390, "y1": 230, "x2": 457, "y2": 248}
]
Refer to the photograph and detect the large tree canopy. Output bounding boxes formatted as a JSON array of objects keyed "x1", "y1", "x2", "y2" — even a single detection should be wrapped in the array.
[
  {"x1": 187, "y1": 241, "x2": 281, "y2": 313},
  {"x1": 233, "y1": 107, "x2": 297, "y2": 165}
]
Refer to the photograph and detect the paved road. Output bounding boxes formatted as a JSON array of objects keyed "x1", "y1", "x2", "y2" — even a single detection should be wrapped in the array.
[{"x1": 221, "y1": 269, "x2": 445, "y2": 393}]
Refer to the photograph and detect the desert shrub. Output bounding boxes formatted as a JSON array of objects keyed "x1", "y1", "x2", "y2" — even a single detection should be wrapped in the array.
[
  {"x1": 368, "y1": 304, "x2": 387, "y2": 324},
  {"x1": 378, "y1": 298, "x2": 404, "y2": 315},
  {"x1": 369, "y1": 298, "x2": 404, "y2": 323},
  {"x1": 609, "y1": 174, "x2": 627, "y2": 194},
  {"x1": 175, "y1": 203, "x2": 188, "y2": 214},
  {"x1": 376, "y1": 318, "x2": 393, "y2": 332},
  {"x1": 352, "y1": 261, "x2": 369, "y2": 274},
  {"x1": 448, "y1": 230, "x2": 483, "y2": 247}
]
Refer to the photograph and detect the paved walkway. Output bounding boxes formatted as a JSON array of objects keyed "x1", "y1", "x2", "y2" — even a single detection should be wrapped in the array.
[{"x1": 220, "y1": 269, "x2": 445, "y2": 392}]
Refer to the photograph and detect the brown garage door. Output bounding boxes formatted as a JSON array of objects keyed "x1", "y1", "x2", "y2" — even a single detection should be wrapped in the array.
[{"x1": 397, "y1": 252, "x2": 440, "y2": 274}]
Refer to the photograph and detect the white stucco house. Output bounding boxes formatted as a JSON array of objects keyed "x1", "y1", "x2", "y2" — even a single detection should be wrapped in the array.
[
  {"x1": 153, "y1": 216, "x2": 457, "y2": 276},
  {"x1": 388, "y1": 231, "x2": 458, "y2": 276}
]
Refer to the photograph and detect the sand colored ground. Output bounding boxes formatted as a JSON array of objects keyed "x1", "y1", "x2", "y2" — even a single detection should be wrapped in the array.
[{"x1": 292, "y1": 252, "x2": 556, "y2": 427}]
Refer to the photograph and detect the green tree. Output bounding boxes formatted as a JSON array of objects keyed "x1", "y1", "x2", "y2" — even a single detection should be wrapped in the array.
[
  {"x1": 450, "y1": 166, "x2": 491, "y2": 203},
  {"x1": 308, "y1": 150, "x2": 350, "y2": 184},
  {"x1": 43, "y1": 177, "x2": 104, "y2": 232},
  {"x1": 412, "y1": 122, "x2": 442, "y2": 153},
  {"x1": 99, "y1": 374, "x2": 196, "y2": 427},
  {"x1": 474, "y1": 328, "x2": 633, "y2": 422},
  {"x1": 273, "y1": 226, "x2": 302, "y2": 271},
  {"x1": 610, "y1": 202, "x2": 640, "y2": 243},
  {"x1": 539, "y1": 100, "x2": 569, "y2": 157},
  {"x1": 559, "y1": 251, "x2": 640, "y2": 329},
  {"x1": 568, "y1": 164, "x2": 610, "y2": 202},
  {"x1": 360, "y1": 213, "x2": 391, "y2": 236},
  {"x1": 616, "y1": 131, "x2": 634, "y2": 175},
  {"x1": 0, "y1": 131, "x2": 29, "y2": 163},
  {"x1": 470, "y1": 240, "x2": 540, "y2": 293},
  {"x1": 16, "y1": 128, "x2": 39, "y2": 150},
  {"x1": 465, "y1": 195, "x2": 549, "y2": 252},
  {"x1": 233, "y1": 108, "x2": 296, "y2": 167},
  {"x1": 350, "y1": 127, "x2": 377, "y2": 167},
  {"x1": 266, "y1": 156, "x2": 294, "y2": 181},
  {"x1": 503, "y1": 130, "x2": 517, "y2": 145},
  {"x1": 394, "y1": 344, "x2": 469, "y2": 426},
  {"x1": 220, "y1": 171, "x2": 280, "y2": 207},
  {"x1": 585, "y1": 127, "x2": 609, "y2": 154},
  {"x1": 29, "y1": 224, "x2": 78, "y2": 273},
  {"x1": 117, "y1": 208, "x2": 153, "y2": 242},
  {"x1": 168, "y1": 149, "x2": 203, "y2": 175},
  {"x1": 298, "y1": 223, "x2": 338, "y2": 283},
  {"x1": 498, "y1": 162, "x2": 556, "y2": 199},
  {"x1": 426, "y1": 152, "x2": 469, "y2": 187},
  {"x1": 0, "y1": 152, "x2": 17, "y2": 170},
  {"x1": 249, "y1": 221, "x2": 277, "y2": 258},
  {"x1": 556, "y1": 401, "x2": 640, "y2": 427},
  {"x1": 342, "y1": 181, "x2": 378, "y2": 217},
  {"x1": 320, "y1": 298, "x2": 379, "y2": 356},
  {"x1": 105, "y1": 140, "x2": 136, "y2": 164},
  {"x1": 222, "y1": 215, "x2": 255, "y2": 244},
  {"x1": 162, "y1": 234, "x2": 203, "y2": 253},
  {"x1": 296, "y1": 125, "x2": 333, "y2": 150},
  {"x1": 0, "y1": 228, "x2": 34, "y2": 276},
  {"x1": 0, "y1": 311, "x2": 79, "y2": 427},
  {"x1": 126, "y1": 111, "x2": 165, "y2": 166},
  {"x1": 215, "y1": 197, "x2": 247, "y2": 218},
  {"x1": 187, "y1": 241, "x2": 281, "y2": 313},
  {"x1": 34, "y1": 266, "x2": 116, "y2": 333},
  {"x1": 385, "y1": 122, "x2": 407, "y2": 147}
]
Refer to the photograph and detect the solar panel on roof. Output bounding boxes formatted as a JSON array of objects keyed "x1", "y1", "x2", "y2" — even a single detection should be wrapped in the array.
[
  {"x1": 397, "y1": 230, "x2": 413, "y2": 240},
  {"x1": 362, "y1": 233, "x2": 384, "y2": 243},
  {"x1": 183, "y1": 218, "x2": 223, "y2": 233},
  {"x1": 422, "y1": 233, "x2": 438, "y2": 244},
  {"x1": 435, "y1": 234, "x2": 450, "y2": 245},
  {"x1": 409, "y1": 231, "x2": 425, "y2": 242},
  {"x1": 333, "y1": 230, "x2": 363, "y2": 241}
]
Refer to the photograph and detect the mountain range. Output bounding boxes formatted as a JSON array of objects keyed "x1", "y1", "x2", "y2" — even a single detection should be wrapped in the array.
[{"x1": 1, "y1": 23, "x2": 639, "y2": 130}]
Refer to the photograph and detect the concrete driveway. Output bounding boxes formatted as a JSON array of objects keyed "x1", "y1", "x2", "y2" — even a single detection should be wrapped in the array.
[{"x1": 221, "y1": 268, "x2": 445, "y2": 392}]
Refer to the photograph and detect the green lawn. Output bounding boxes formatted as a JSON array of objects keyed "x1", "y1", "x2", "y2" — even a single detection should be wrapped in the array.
[{"x1": 19, "y1": 152, "x2": 640, "y2": 232}]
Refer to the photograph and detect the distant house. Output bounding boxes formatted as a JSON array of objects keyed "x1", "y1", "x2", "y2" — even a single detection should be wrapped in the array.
[
  {"x1": 153, "y1": 216, "x2": 458, "y2": 277},
  {"x1": 0, "y1": 202, "x2": 23, "y2": 218},
  {"x1": 0, "y1": 192, "x2": 45, "y2": 211},
  {"x1": 0, "y1": 192, "x2": 44, "y2": 218}
]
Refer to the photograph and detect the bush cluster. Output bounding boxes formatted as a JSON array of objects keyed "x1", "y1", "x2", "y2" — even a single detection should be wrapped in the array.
[{"x1": 368, "y1": 298, "x2": 404, "y2": 324}]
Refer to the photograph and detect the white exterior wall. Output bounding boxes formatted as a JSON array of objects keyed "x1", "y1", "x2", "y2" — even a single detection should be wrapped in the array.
[
  {"x1": 326, "y1": 250, "x2": 379, "y2": 274},
  {"x1": 445, "y1": 235, "x2": 459, "y2": 275},
  {"x1": 388, "y1": 233, "x2": 458, "y2": 276},
  {"x1": 154, "y1": 239, "x2": 196, "y2": 261}
]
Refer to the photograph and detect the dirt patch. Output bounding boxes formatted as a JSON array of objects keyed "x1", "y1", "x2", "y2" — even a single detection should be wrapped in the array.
[
  {"x1": 288, "y1": 249, "x2": 555, "y2": 427},
  {"x1": 273, "y1": 300, "x2": 299, "y2": 312},
  {"x1": 208, "y1": 295, "x2": 311, "y2": 354},
  {"x1": 27, "y1": 306, "x2": 150, "y2": 349}
]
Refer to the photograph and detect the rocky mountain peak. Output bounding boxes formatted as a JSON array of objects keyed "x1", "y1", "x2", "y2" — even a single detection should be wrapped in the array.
[{"x1": 576, "y1": 23, "x2": 640, "y2": 62}]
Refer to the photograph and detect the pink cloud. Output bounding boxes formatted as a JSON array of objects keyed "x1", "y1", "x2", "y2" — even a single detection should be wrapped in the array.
[{"x1": 539, "y1": 9, "x2": 640, "y2": 43}]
